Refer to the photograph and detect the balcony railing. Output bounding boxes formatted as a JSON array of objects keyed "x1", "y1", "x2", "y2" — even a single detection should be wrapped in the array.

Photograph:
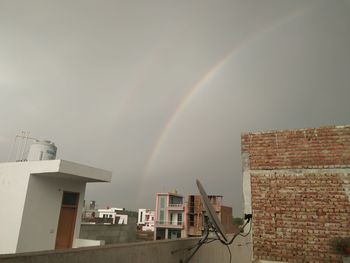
[
  {"x1": 167, "y1": 204, "x2": 184, "y2": 210},
  {"x1": 155, "y1": 220, "x2": 184, "y2": 229}
]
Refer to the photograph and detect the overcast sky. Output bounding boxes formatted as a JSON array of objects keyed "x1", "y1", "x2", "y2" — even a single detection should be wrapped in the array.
[{"x1": 1, "y1": 0, "x2": 350, "y2": 215}]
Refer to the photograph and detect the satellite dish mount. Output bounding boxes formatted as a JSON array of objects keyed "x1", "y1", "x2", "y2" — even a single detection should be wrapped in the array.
[{"x1": 178, "y1": 180, "x2": 252, "y2": 263}]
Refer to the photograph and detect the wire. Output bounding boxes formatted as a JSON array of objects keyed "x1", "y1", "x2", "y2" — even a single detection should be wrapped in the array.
[
  {"x1": 225, "y1": 243, "x2": 232, "y2": 263},
  {"x1": 239, "y1": 220, "x2": 252, "y2": 237},
  {"x1": 177, "y1": 217, "x2": 252, "y2": 262}
]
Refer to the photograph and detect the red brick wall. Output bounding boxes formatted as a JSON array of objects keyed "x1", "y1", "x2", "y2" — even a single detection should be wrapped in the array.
[
  {"x1": 220, "y1": 206, "x2": 235, "y2": 234},
  {"x1": 241, "y1": 126, "x2": 350, "y2": 170},
  {"x1": 242, "y1": 125, "x2": 350, "y2": 262}
]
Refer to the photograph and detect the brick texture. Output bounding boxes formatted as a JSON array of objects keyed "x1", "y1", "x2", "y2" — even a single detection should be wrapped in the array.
[
  {"x1": 242, "y1": 125, "x2": 350, "y2": 263},
  {"x1": 241, "y1": 126, "x2": 350, "y2": 170}
]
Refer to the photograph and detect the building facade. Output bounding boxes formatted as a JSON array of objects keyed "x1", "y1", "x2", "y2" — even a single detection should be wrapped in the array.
[
  {"x1": 0, "y1": 160, "x2": 111, "y2": 254},
  {"x1": 154, "y1": 192, "x2": 186, "y2": 240},
  {"x1": 98, "y1": 208, "x2": 128, "y2": 224},
  {"x1": 137, "y1": 209, "x2": 155, "y2": 231},
  {"x1": 242, "y1": 125, "x2": 350, "y2": 262},
  {"x1": 187, "y1": 195, "x2": 235, "y2": 236}
]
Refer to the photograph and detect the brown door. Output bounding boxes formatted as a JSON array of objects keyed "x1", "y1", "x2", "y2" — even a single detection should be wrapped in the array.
[{"x1": 55, "y1": 192, "x2": 79, "y2": 249}]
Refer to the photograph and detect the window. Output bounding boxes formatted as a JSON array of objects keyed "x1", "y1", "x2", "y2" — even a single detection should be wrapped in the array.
[
  {"x1": 140, "y1": 211, "x2": 143, "y2": 222},
  {"x1": 62, "y1": 192, "x2": 79, "y2": 206},
  {"x1": 169, "y1": 196, "x2": 182, "y2": 205},
  {"x1": 189, "y1": 196, "x2": 195, "y2": 213},
  {"x1": 158, "y1": 196, "x2": 167, "y2": 223},
  {"x1": 159, "y1": 211, "x2": 165, "y2": 224},
  {"x1": 189, "y1": 214, "x2": 194, "y2": 226},
  {"x1": 159, "y1": 196, "x2": 166, "y2": 208},
  {"x1": 178, "y1": 213, "x2": 182, "y2": 225}
]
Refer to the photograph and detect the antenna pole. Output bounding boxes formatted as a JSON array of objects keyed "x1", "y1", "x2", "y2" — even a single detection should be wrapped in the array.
[
  {"x1": 20, "y1": 131, "x2": 30, "y2": 161},
  {"x1": 16, "y1": 131, "x2": 24, "y2": 161},
  {"x1": 7, "y1": 132, "x2": 37, "y2": 162}
]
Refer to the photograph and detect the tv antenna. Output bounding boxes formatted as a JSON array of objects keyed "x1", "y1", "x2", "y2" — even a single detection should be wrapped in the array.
[
  {"x1": 7, "y1": 131, "x2": 37, "y2": 162},
  {"x1": 177, "y1": 179, "x2": 252, "y2": 263}
]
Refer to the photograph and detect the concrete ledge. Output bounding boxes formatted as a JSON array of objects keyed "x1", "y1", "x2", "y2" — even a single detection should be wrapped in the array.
[
  {"x1": 0, "y1": 160, "x2": 112, "y2": 182},
  {"x1": 0, "y1": 236, "x2": 252, "y2": 263},
  {"x1": 73, "y1": 238, "x2": 105, "y2": 248}
]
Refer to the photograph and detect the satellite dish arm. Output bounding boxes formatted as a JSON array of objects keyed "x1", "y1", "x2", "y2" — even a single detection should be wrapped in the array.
[
  {"x1": 221, "y1": 214, "x2": 252, "y2": 245},
  {"x1": 180, "y1": 217, "x2": 211, "y2": 263}
]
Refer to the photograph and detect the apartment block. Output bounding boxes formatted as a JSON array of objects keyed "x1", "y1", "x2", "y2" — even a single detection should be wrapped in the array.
[
  {"x1": 154, "y1": 192, "x2": 186, "y2": 240},
  {"x1": 187, "y1": 195, "x2": 235, "y2": 236}
]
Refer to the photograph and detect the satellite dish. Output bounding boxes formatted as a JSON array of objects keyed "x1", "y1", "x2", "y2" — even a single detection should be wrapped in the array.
[
  {"x1": 196, "y1": 179, "x2": 228, "y2": 242},
  {"x1": 176, "y1": 180, "x2": 252, "y2": 263}
]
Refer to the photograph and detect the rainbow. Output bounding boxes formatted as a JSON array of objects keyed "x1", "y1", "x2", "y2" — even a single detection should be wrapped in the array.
[{"x1": 144, "y1": 5, "x2": 312, "y2": 176}]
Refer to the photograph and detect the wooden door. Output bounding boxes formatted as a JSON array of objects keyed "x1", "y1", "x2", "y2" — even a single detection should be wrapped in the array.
[{"x1": 55, "y1": 192, "x2": 79, "y2": 249}]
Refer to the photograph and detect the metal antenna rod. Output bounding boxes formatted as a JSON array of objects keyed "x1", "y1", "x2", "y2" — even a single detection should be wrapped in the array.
[
  {"x1": 7, "y1": 132, "x2": 37, "y2": 162},
  {"x1": 15, "y1": 131, "x2": 24, "y2": 161},
  {"x1": 20, "y1": 131, "x2": 30, "y2": 161}
]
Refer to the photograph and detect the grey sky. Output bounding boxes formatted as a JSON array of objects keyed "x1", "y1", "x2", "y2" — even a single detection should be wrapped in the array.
[{"x1": 1, "y1": 0, "x2": 350, "y2": 215}]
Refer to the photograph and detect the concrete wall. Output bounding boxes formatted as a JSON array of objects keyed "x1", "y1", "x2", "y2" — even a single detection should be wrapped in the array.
[
  {"x1": 17, "y1": 175, "x2": 86, "y2": 253},
  {"x1": 0, "y1": 163, "x2": 31, "y2": 254},
  {"x1": 0, "y1": 235, "x2": 252, "y2": 263},
  {"x1": 73, "y1": 239, "x2": 104, "y2": 248},
  {"x1": 0, "y1": 160, "x2": 102, "y2": 254},
  {"x1": 79, "y1": 217, "x2": 137, "y2": 244},
  {"x1": 241, "y1": 125, "x2": 350, "y2": 263}
]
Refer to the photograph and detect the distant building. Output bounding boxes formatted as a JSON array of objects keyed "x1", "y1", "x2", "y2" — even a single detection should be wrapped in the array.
[
  {"x1": 137, "y1": 209, "x2": 155, "y2": 231},
  {"x1": 82, "y1": 200, "x2": 97, "y2": 222},
  {"x1": 186, "y1": 195, "x2": 235, "y2": 236},
  {"x1": 98, "y1": 207, "x2": 128, "y2": 224},
  {"x1": 79, "y1": 216, "x2": 137, "y2": 245},
  {"x1": 0, "y1": 159, "x2": 111, "y2": 254},
  {"x1": 154, "y1": 191, "x2": 186, "y2": 240}
]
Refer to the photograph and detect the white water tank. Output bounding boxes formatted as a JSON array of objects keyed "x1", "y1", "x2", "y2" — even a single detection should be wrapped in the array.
[{"x1": 27, "y1": 140, "x2": 57, "y2": 161}]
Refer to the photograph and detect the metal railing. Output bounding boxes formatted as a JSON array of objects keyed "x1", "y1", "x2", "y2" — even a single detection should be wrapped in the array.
[
  {"x1": 168, "y1": 204, "x2": 184, "y2": 209},
  {"x1": 155, "y1": 220, "x2": 184, "y2": 227}
]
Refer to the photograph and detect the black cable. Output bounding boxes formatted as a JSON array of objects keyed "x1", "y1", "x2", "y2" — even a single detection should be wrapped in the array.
[
  {"x1": 178, "y1": 216, "x2": 252, "y2": 262},
  {"x1": 239, "y1": 220, "x2": 252, "y2": 237},
  {"x1": 225, "y1": 243, "x2": 232, "y2": 263}
]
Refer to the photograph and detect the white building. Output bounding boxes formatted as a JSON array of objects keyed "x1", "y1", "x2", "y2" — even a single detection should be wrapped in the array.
[
  {"x1": 0, "y1": 159, "x2": 111, "y2": 254},
  {"x1": 137, "y1": 209, "x2": 155, "y2": 231},
  {"x1": 97, "y1": 208, "x2": 128, "y2": 224}
]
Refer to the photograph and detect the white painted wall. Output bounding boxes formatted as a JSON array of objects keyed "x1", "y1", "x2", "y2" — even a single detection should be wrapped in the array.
[
  {"x1": 138, "y1": 209, "x2": 146, "y2": 225},
  {"x1": 98, "y1": 208, "x2": 128, "y2": 225},
  {"x1": 0, "y1": 163, "x2": 31, "y2": 254},
  {"x1": 243, "y1": 171, "x2": 252, "y2": 215},
  {"x1": 0, "y1": 160, "x2": 111, "y2": 254},
  {"x1": 16, "y1": 175, "x2": 86, "y2": 253},
  {"x1": 138, "y1": 209, "x2": 155, "y2": 231},
  {"x1": 116, "y1": 214, "x2": 128, "y2": 224}
]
